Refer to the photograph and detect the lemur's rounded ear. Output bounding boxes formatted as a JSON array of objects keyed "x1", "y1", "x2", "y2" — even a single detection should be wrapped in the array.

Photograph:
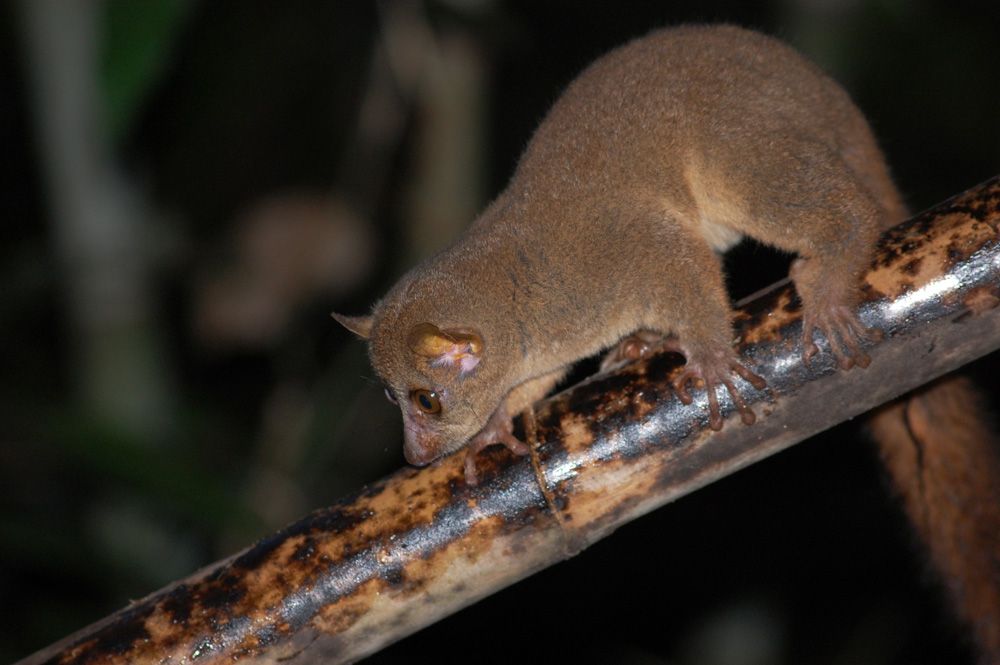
[
  {"x1": 407, "y1": 322, "x2": 482, "y2": 374},
  {"x1": 331, "y1": 312, "x2": 374, "y2": 339}
]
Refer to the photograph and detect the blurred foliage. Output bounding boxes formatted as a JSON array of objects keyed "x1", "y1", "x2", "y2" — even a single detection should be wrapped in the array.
[
  {"x1": 1, "y1": 1, "x2": 998, "y2": 663},
  {"x1": 101, "y1": 0, "x2": 193, "y2": 142}
]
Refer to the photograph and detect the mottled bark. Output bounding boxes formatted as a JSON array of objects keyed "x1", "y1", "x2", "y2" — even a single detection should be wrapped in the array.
[{"x1": 19, "y1": 176, "x2": 1000, "y2": 664}]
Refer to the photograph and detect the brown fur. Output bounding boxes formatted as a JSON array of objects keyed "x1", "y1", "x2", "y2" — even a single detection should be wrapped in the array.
[
  {"x1": 337, "y1": 25, "x2": 1000, "y2": 660},
  {"x1": 347, "y1": 25, "x2": 901, "y2": 461}
]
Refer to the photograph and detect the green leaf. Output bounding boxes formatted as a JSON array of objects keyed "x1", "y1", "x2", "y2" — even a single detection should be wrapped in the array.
[{"x1": 100, "y1": 0, "x2": 192, "y2": 141}]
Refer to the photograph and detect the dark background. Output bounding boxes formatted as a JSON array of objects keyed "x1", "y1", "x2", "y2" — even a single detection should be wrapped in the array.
[{"x1": 2, "y1": 1, "x2": 999, "y2": 663}]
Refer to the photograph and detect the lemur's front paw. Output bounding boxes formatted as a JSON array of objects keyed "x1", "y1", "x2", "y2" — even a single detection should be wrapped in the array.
[{"x1": 463, "y1": 407, "x2": 530, "y2": 486}]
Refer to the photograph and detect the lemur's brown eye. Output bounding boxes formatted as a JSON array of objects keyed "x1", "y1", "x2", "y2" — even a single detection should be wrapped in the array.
[
  {"x1": 411, "y1": 389, "x2": 441, "y2": 414},
  {"x1": 383, "y1": 387, "x2": 398, "y2": 405}
]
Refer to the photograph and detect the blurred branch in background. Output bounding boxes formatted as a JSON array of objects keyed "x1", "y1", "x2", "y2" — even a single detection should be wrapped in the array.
[
  {"x1": 380, "y1": 0, "x2": 489, "y2": 260},
  {"x1": 18, "y1": 0, "x2": 182, "y2": 441}
]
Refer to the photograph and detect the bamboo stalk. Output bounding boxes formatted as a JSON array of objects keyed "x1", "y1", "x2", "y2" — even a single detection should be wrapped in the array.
[{"x1": 18, "y1": 176, "x2": 1000, "y2": 665}]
